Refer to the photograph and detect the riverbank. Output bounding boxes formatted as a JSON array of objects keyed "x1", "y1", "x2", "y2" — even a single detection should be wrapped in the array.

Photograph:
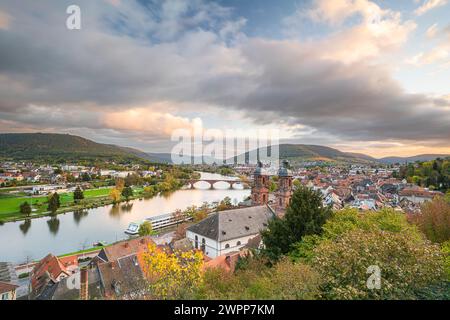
[{"x1": 0, "y1": 185, "x2": 185, "y2": 224}]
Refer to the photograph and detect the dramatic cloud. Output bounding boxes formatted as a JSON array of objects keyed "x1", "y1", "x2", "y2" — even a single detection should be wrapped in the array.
[{"x1": 0, "y1": 0, "x2": 449, "y2": 155}]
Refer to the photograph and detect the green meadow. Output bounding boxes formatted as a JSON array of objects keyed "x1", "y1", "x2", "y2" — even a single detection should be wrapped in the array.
[{"x1": 0, "y1": 188, "x2": 112, "y2": 220}]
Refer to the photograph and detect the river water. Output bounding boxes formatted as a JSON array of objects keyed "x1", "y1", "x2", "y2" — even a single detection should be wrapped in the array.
[{"x1": 0, "y1": 173, "x2": 250, "y2": 264}]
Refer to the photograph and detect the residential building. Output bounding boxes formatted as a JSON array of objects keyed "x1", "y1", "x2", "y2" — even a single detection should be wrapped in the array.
[{"x1": 0, "y1": 281, "x2": 18, "y2": 300}]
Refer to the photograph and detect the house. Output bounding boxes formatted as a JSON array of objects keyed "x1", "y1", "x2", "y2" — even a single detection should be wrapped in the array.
[
  {"x1": 186, "y1": 205, "x2": 274, "y2": 259},
  {"x1": 0, "y1": 262, "x2": 18, "y2": 285},
  {"x1": 35, "y1": 268, "x2": 102, "y2": 300},
  {"x1": 94, "y1": 236, "x2": 154, "y2": 264},
  {"x1": 204, "y1": 251, "x2": 244, "y2": 273},
  {"x1": 90, "y1": 236, "x2": 157, "y2": 299},
  {"x1": 96, "y1": 255, "x2": 147, "y2": 300},
  {"x1": 30, "y1": 254, "x2": 74, "y2": 298},
  {"x1": 398, "y1": 188, "x2": 442, "y2": 204},
  {"x1": 0, "y1": 281, "x2": 19, "y2": 300}
]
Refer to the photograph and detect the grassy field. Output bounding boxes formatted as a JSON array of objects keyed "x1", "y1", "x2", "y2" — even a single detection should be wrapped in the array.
[{"x1": 0, "y1": 188, "x2": 112, "y2": 219}]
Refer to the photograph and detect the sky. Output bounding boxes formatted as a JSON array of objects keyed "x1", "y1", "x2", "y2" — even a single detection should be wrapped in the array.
[{"x1": 0, "y1": 0, "x2": 449, "y2": 158}]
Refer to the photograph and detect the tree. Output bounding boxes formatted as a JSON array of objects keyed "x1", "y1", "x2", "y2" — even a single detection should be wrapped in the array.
[
  {"x1": 261, "y1": 186, "x2": 332, "y2": 261},
  {"x1": 81, "y1": 172, "x2": 91, "y2": 182},
  {"x1": 198, "y1": 257, "x2": 321, "y2": 300},
  {"x1": 409, "y1": 197, "x2": 450, "y2": 243},
  {"x1": 109, "y1": 188, "x2": 121, "y2": 204},
  {"x1": 47, "y1": 193, "x2": 61, "y2": 214},
  {"x1": 138, "y1": 242, "x2": 204, "y2": 299},
  {"x1": 172, "y1": 209, "x2": 185, "y2": 226},
  {"x1": 173, "y1": 223, "x2": 188, "y2": 241},
  {"x1": 138, "y1": 221, "x2": 153, "y2": 237},
  {"x1": 217, "y1": 197, "x2": 232, "y2": 211},
  {"x1": 121, "y1": 186, "x2": 133, "y2": 201},
  {"x1": 184, "y1": 205, "x2": 198, "y2": 218},
  {"x1": 73, "y1": 186, "x2": 84, "y2": 203},
  {"x1": 289, "y1": 208, "x2": 422, "y2": 263},
  {"x1": 20, "y1": 202, "x2": 32, "y2": 217},
  {"x1": 313, "y1": 229, "x2": 445, "y2": 300},
  {"x1": 115, "y1": 178, "x2": 125, "y2": 193},
  {"x1": 193, "y1": 209, "x2": 208, "y2": 222}
]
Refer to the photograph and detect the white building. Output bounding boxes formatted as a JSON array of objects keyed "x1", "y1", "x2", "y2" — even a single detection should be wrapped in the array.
[{"x1": 186, "y1": 205, "x2": 274, "y2": 259}]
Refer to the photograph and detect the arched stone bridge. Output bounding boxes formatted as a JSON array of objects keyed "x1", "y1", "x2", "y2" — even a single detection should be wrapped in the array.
[{"x1": 185, "y1": 179, "x2": 251, "y2": 190}]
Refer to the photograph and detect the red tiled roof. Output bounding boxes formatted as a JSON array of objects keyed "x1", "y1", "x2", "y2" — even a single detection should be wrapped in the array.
[
  {"x1": 102, "y1": 237, "x2": 156, "y2": 262},
  {"x1": 59, "y1": 255, "x2": 79, "y2": 268},
  {"x1": 0, "y1": 281, "x2": 18, "y2": 294},
  {"x1": 31, "y1": 254, "x2": 69, "y2": 291}
]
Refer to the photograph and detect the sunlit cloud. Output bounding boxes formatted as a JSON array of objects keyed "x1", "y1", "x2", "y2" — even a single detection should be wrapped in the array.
[{"x1": 415, "y1": 0, "x2": 448, "y2": 16}]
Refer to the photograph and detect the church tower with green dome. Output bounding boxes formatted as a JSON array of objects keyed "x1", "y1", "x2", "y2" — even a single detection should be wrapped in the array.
[
  {"x1": 276, "y1": 160, "x2": 293, "y2": 210},
  {"x1": 251, "y1": 161, "x2": 269, "y2": 205}
]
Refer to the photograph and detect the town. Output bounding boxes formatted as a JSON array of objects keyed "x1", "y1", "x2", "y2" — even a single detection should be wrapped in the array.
[{"x1": 1, "y1": 156, "x2": 448, "y2": 300}]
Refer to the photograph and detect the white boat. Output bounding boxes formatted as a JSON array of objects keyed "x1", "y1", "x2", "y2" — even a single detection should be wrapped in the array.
[{"x1": 124, "y1": 222, "x2": 140, "y2": 235}]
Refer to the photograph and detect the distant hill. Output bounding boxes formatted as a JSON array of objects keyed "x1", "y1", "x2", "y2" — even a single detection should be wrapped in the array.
[
  {"x1": 231, "y1": 144, "x2": 378, "y2": 165},
  {"x1": 378, "y1": 154, "x2": 450, "y2": 164},
  {"x1": 3, "y1": 133, "x2": 446, "y2": 166},
  {"x1": 0, "y1": 133, "x2": 153, "y2": 163}
]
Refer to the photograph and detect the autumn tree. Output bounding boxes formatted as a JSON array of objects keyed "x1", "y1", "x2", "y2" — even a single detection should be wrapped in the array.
[
  {"x1": 409, "y1": 197, "x2": 450, "y2": 243},
  {"x1": 109, "y1": 188, "x2": 121, "y2": 204},
  {"x1": 193, "y1": 208, "x2": 208, "y2": 222},
  {"x1": 289, "y1": 208, "x2": 422, "y2": 263},
  {"x1": 184, "y1": 205, "x2": 198, "y2": 218},
  {"x1": 198, "y1": 257, "x2": 321, "y2": 300},
  {"x1": 138, "y1": 221, "x2": 153, "y2": 236},
  {"x1": 173, "y1": 223, "x2": 188, "y2": 241},
  {"x1": 115, "y1": 178, "x2": 125, "y2": 193},
  {"x1": 313, "y1": 229, "x2": 445, "y2": 300},
  {"x1": 172, "y1": 209, "x2": 185, "y2": 226},
  {"x1": 138, "y1": 242, "x2": 204, "y2": 299}
]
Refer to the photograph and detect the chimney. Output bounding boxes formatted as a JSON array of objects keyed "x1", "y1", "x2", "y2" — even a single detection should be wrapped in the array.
[{"x1": 80, "y1": 267, "x2": 89, "y2": 300}]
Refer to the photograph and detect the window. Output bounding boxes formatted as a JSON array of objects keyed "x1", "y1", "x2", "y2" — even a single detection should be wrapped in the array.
[
  {"x1": 201, "y1": 238, "x2": 206, "y2": 252},
  {"x1": 225, "y1": 244, "x2": 230, "y2": 249},
  {"x1": 236, "y1": 241, "x2": 241, "y2": 246},
  {"x1": 195, "y1": 235, "x2": 198, "y2": 249},
  {"x1": 2, "y1": 293, "x2": 9, "y2": 300}
]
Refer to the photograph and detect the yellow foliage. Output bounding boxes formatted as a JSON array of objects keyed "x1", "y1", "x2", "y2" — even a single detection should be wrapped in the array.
[
  {"x1": 109, "y1": 188, "x2": 121, "y2": 203},
  {"x1": 138, "y1": 243, "x2": 204, "y2": 299}
]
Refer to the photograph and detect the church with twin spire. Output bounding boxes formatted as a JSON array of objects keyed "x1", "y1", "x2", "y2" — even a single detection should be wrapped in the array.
[{"x1": 251, "y1": 160, "x2": 293, "y2": 217}]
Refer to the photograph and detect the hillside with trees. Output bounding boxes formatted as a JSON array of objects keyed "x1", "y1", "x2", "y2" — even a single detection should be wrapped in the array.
[
  {"x1": 0, "y1": 133, "x2": 161, "y2": 164},
  {"x1": 397, "y1": 158, "x2": 450, "y2": 192}
]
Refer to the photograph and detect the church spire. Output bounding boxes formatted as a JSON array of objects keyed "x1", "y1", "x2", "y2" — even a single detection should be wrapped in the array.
[
  {"x1": 251, "y1": 161, "x2": 269, "y2": 205},
  {"x1": 276, "y1": 160, "x2": 293, "y2": 210}
]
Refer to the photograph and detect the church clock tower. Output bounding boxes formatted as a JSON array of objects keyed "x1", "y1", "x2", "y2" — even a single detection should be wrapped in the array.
[
  {"x1": 276, "y1": 160, "x2": 293, "y2": 210},
  {"x1": 251, "y1": 161, "x2": 269, "y2": 205}
]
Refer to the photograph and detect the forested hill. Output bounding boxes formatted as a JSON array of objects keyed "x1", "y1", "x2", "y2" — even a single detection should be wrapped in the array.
[
  {"x1": 233, "y1": 144, "x2": 378, "y2": 165},
  {"x1": 0, "y1": 133, "x2": 152, "y2": 163}
]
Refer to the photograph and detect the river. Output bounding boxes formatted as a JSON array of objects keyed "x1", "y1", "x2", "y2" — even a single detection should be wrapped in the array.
[{"x1": 0, "y1": 173, "x2": 250, "y2": 264}]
